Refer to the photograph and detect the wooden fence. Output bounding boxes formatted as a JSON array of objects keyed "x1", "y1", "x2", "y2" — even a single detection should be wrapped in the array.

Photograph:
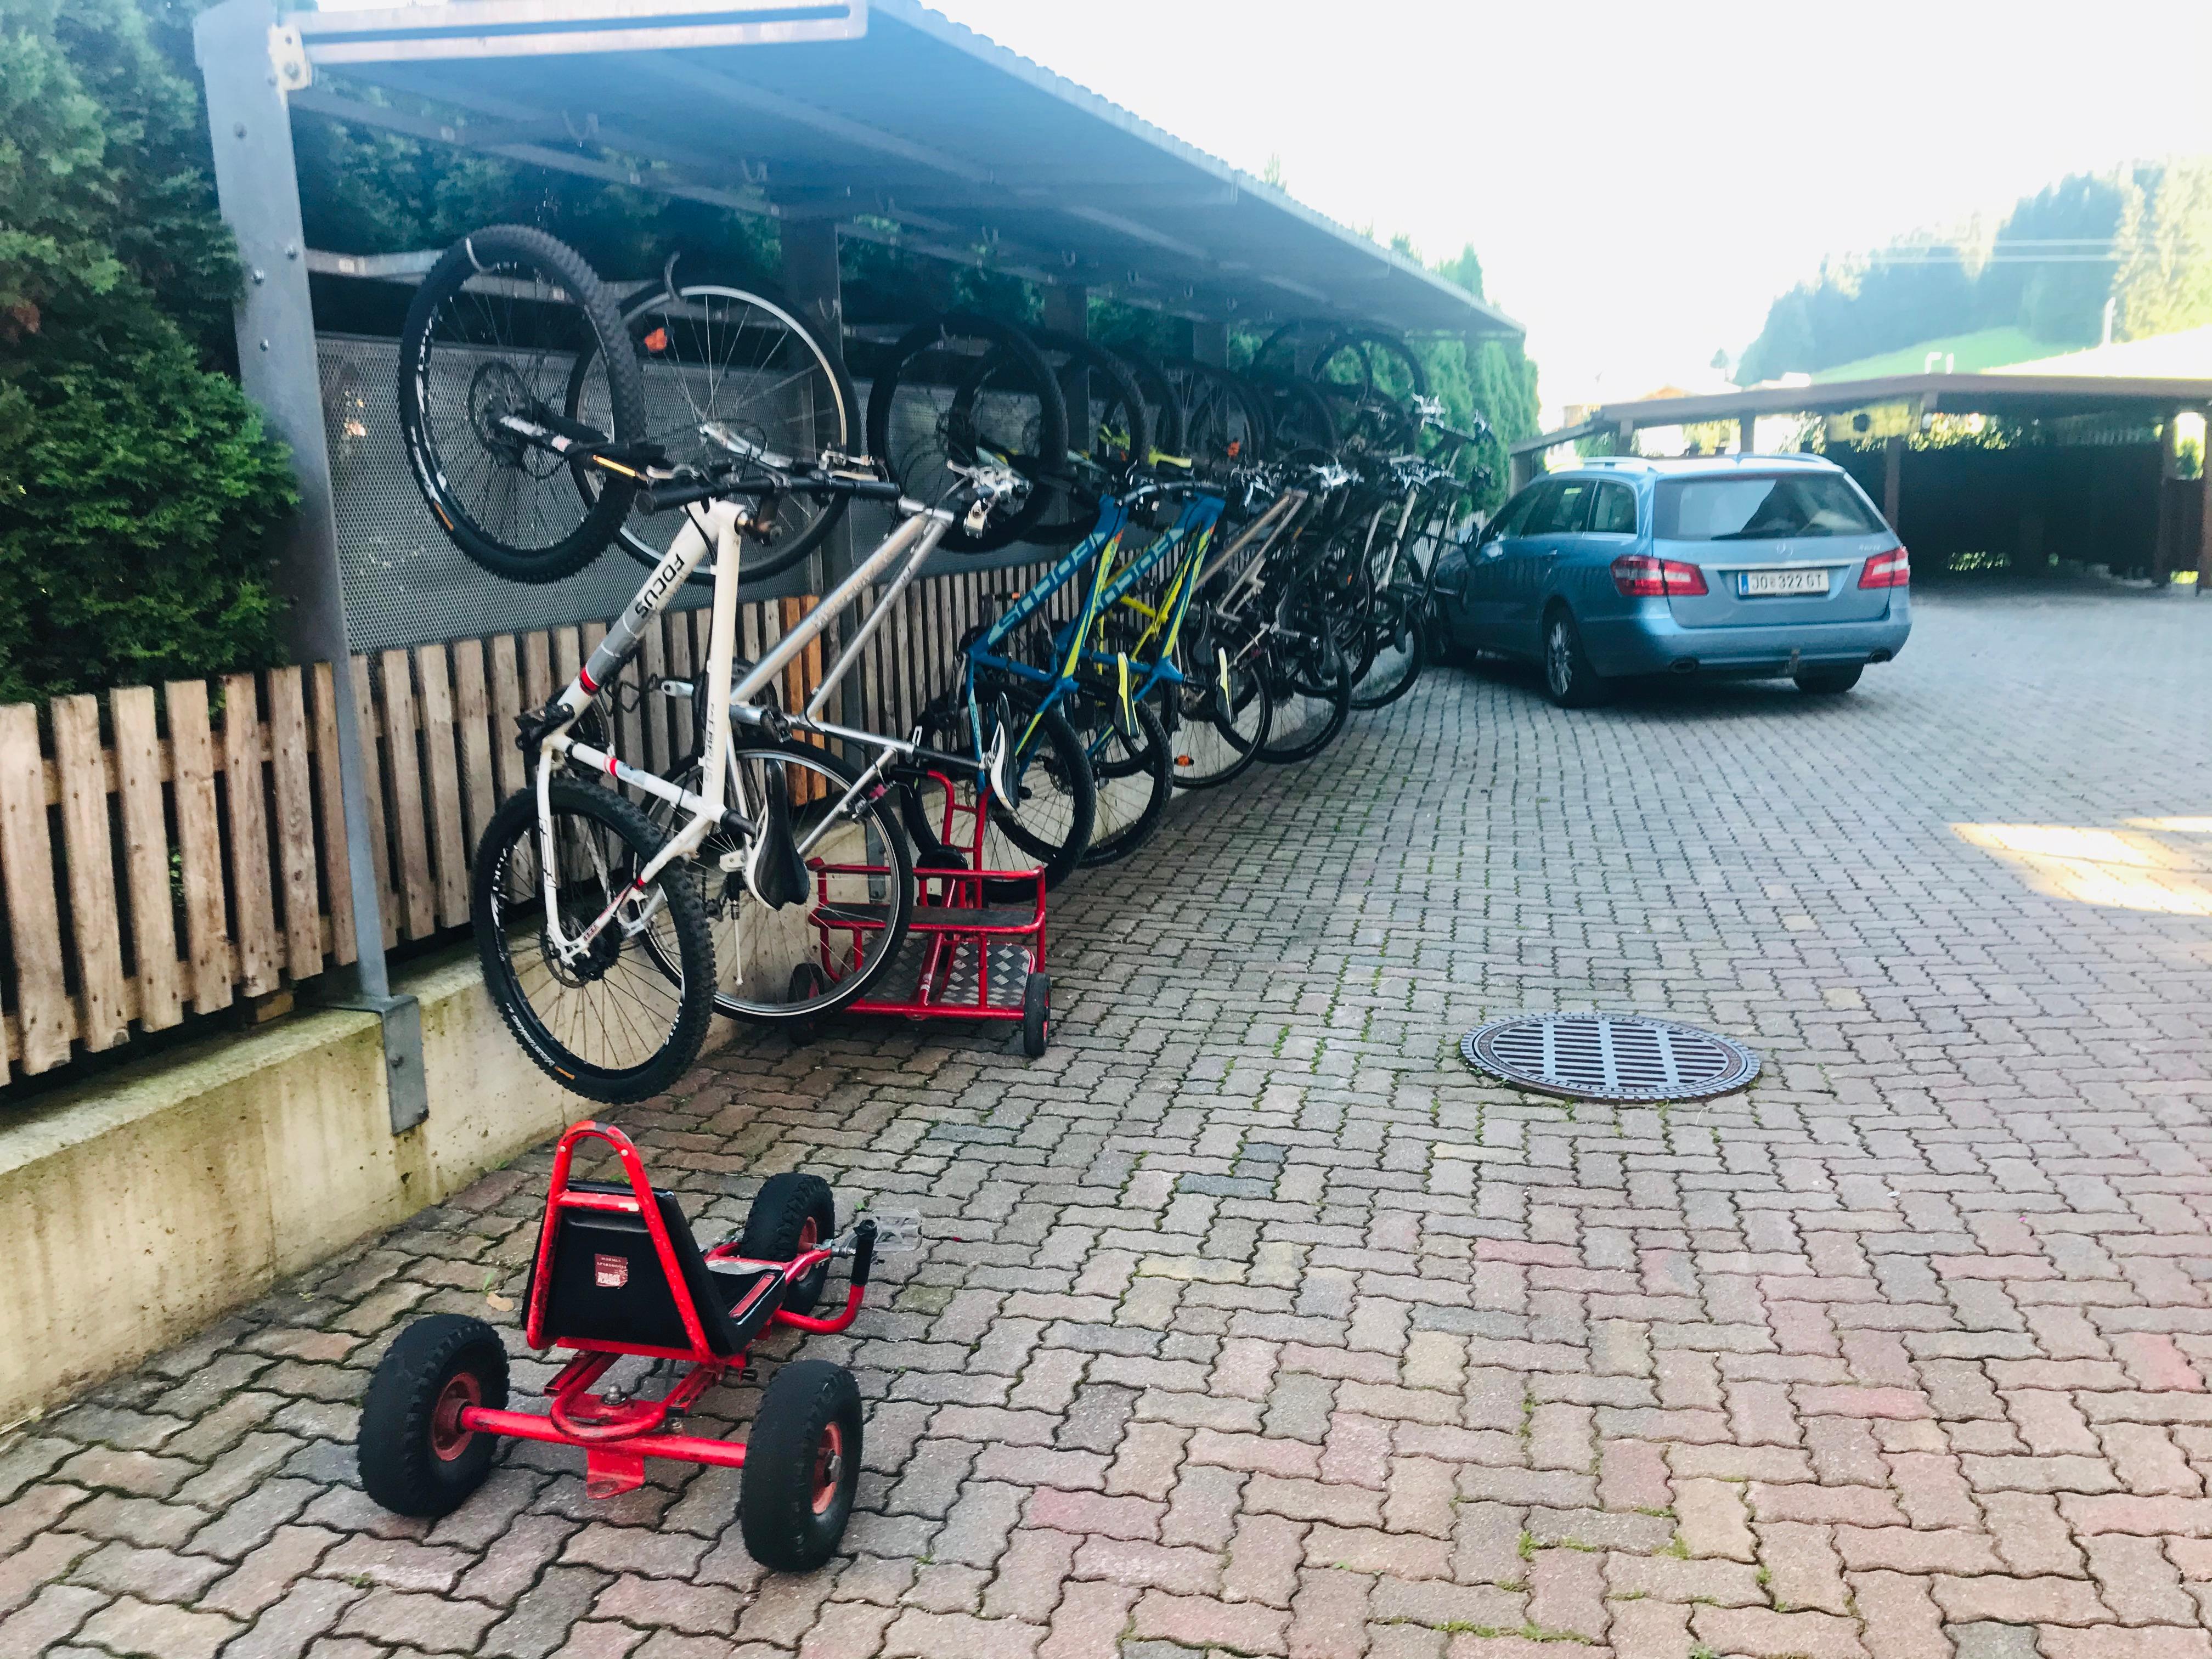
[{"x1": 0, "y1": 557, "x2": 1071, "y2": 1089}]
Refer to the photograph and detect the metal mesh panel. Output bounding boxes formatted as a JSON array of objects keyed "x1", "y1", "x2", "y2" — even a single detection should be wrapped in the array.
[{"x1": 323, "y1": 333, "x2": 1057, "y2": 653}]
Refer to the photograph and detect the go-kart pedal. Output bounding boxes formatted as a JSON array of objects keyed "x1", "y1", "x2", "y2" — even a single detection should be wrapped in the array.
[{"x1": 357, "y1": 1122, "x2": 876, "y2": 1573}]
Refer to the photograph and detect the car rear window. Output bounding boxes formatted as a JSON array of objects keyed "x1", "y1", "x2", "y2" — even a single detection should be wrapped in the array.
[{"x1": 1655, "y1": 475, "x2": 1885, "y2": 540}]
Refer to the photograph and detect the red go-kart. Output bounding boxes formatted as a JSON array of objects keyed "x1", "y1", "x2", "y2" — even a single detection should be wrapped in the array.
[{"x1": 357, "y1": 1121, "x2": 876, "y2": 1571}]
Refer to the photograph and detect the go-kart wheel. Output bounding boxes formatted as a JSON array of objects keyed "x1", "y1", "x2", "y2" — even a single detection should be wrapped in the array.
[
  {"x1": 740, "y1": 1359, "x2": 863, "y2": 1573},
  {"x1": 358, "y1": 1314, "x2": 509, "y2": 1517},
  {"x1": 740, "y1": 1171, "x2": 837, "y2": 1314},
  {"x1": 1022, "y1": 972, "x2": 1050, "y2": 1059}
]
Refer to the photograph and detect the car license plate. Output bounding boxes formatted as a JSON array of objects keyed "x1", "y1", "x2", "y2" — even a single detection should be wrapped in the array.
[{"x1": 1739, "y1": 568, "x2": 1829, "y2": 596}]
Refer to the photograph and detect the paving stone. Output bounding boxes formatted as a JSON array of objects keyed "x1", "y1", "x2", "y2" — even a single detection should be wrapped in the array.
[{"x1": 4, "y1": 592, "x2": 2211, "y2": 1659}]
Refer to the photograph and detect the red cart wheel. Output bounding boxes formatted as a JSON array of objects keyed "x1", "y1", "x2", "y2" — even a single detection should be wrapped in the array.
[
  {"x1": 359, "y1": 1315, "x2": 509, "y2": 1517},
  {"x1": 740, "y1": 1171, "x2": 838, "y2": 1314},
  {"x1": 1022, "y1": 973, "x2": 1050, "y2": 1059},
  {"x1": 739, "y1": 1360, "x2": 864, "y2": 1572}
]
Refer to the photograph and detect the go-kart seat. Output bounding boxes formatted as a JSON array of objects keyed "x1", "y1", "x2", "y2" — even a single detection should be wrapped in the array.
[{"x1": 536, "y1": 1181, "x2": 784, "y2": 1357}]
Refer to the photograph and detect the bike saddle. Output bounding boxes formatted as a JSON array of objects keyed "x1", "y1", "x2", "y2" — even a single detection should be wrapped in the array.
[{"x1": 746, "y1": 760, "x2": 811, "y2": 911}]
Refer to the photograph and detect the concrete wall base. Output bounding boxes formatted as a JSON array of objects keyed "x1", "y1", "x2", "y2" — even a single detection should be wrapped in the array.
[{"x1": 0, "y1": 946, "x2": 601, "y2": 1429}]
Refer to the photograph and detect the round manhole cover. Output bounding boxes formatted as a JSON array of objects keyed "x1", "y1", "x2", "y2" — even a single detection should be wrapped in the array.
[{"x1": 1460, "y1": 1013, "x2": 1760, "y2": 1103}]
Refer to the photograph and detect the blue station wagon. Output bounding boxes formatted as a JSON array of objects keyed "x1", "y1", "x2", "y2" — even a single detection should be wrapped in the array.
[{"x1": 1434, "y1": 455, "x2": 1912, "y2": 707}]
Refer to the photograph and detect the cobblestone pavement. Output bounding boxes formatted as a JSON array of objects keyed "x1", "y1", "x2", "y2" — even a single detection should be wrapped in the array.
[{"x1": 5, "y1": 584, "x2": 2212, "y2": 1659}]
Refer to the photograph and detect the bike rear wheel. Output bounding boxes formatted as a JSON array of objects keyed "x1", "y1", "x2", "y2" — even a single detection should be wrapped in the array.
[
  {"x1": 646, "y1": 740, "x2": 915, "y2": 1025},
  {"x1": 1350, "y1": 588, "x2": 1427, "y2": 710},
  {"x1": 1080, "y1": 697, "x2": 1171, "y2": 866},
  {"x1": 914, "y1": 693, "x2": 1096, "y2": 889},
  {"x1": 1170, "y1": 623, "x2": 1274, "y2": 791},
  {"x1": 473, "y1": 777, "x2": 713, "y2": 1103},
  {"x1": 571, "y1": 284, "x2": 856, "y2": 585},
  {"x1": 398, "y1": 225, "x2": 643, "y2": 584},
  {"x1": 865, "y1": 314, "x2": 1067, "y2": 552},
  {"x1": 1256, "y1": 617, "x2": 1352, "y2": 765}
]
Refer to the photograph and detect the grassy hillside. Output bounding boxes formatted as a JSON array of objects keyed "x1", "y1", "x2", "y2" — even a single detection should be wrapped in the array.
[{"x1": 1808, "y1": 327, "x2": 2048, "y2": 382}]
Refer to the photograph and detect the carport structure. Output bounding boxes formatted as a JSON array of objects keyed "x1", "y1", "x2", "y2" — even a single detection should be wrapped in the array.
[
  {"x1": 1512, "y1": 371, "x2": 2212, "y2": 588},
  {"x1": 188, "y1": 0, "x2": 1522, "y2": 1109}
]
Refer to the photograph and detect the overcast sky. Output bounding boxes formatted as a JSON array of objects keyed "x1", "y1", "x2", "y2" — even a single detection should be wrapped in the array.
[{"x1": 930, "y1": 1, "x2": 2212, "y2": 412}]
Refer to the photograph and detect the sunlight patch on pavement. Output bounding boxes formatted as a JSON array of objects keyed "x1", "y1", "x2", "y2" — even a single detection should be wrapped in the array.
[{"x1": 1953, "y1": 821, "x2": 2212, "y2": 916}]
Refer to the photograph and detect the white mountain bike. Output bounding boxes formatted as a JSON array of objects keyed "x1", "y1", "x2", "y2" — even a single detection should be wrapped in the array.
[{"x1": 397, "y1": 225, "x2": 1079, "y2": 1101}]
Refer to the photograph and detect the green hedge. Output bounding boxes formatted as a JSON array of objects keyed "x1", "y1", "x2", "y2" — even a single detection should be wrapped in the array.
[{"x1": 0, "y1": 0, "x2": 295, "y2": 704}]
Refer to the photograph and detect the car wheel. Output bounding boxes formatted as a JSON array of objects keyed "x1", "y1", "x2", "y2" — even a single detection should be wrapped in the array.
[
  {"x1": 1542, "y1": 608, "x2": 1611, "y2": 709},
  {"x1": 1794, "y1": 665, "x2": 1863, "y2": 695}
]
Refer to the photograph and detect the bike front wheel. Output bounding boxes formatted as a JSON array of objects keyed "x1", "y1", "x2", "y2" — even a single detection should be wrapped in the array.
[{"x1": 473, "y1": 777, "x2": 713, "y2": 1104}]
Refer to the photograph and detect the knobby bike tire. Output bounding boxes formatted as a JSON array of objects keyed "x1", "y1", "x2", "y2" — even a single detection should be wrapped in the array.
[
  {"x1": 473, "y1": 777, "x2": 714, "y2": 1103},
  {"x1": 398, "y1": 225, "x2": 644, "y2": 584}
]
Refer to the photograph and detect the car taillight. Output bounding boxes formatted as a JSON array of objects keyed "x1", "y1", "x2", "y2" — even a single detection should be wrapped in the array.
[
  {"x1": 1859, "y1": 546, "x2": 1910, "y2": 588},
  {"x1": 1611, "y1": 554, "x2": 1708, "y2": 597}
]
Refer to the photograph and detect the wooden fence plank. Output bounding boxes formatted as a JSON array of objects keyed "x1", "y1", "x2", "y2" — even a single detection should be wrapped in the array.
[
  {"x1": 378, "y1": 650, "x2": 435, "y2": 941},
  {"x1": 167, "y1": 680, "x2": 233, "y2": 1015},
  {"x1": 266, "y1": 667, "x2": 322, "y2": 980},
  {"x1": 490, "y1": 634, "x2": 526, "y2": 803},
  {"x1": 222, "y1": 673, "x2": 281, "y2": 997},
  {"x1": 453, "y1": 640, "x2": 498, "y2": 857},
  {"x1": 310, "y1": 663, "x2": 358, "y2": 967},
  {"x1": 113, "y1": 686, "x2": 183, "y2": 1029},
  {"x1": 666, "y1": 612, "x2": 694, "y2": 766},
  {"x1": 642, "y1": 616, "x2": 670, "y2": 775},
  {"x1": 0, "y1": 704, "x2": 71, "y2": 1074},
  {"x1": 522, "y1": 630, "x2": 554, "y2": 715},
  {"x1": 351, "y1": 657, "x2": 399, "y2": 950},
  {"x1": 553, "y1": 626, "x2": 581, "y2": 697},
  {"x1": 52, "y1": 695, "x2": 130, "y2": 1052},
  {"x1": 415, "y1": 644, "x2": 468, "y2": 929}
]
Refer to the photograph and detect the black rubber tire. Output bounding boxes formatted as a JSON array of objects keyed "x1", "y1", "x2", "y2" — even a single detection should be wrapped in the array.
[
  {"x1": 473, "y1": 777, "x2": 715, "y2": 1104},
  {"x1": 397, "y1": 225, "x2": 644, "y2": 584},
  {"x1": 1350, "y1": 589, "x2": 1429, "y2": 710},
  {"x1": 1543, "y1": 606, "x2": 1613, "y2": 709},
  {"x1": 1795, "y1": 665, "x2": 1864, "y2": 694},
  {"x1": 1080, "y1": 698, "x2": 1171, "y2": 867},
  {"x1": 646, "y1": 739, "x2": 915, "y2": 1026},
  {"x1": 1170, "y1": 619, "x2": 1274, "y2": 792},
  {"x1": 1255, "y1": 625, "x2": 1352, "y2": 766},
  {"x1": 1117, "y1": 349, "x2": 1187, "y2": 459},
  {"x1": 865, "y1": 313, "x2": 1068, "y2": 553},
  {"x1": 918, "y1": 693, "x2": 1095, "y2": 892},
  {"x1": 739, "y1": 1172, "x2": 837, "y2": 1314},
  {"x1": 1022, "y1": 973, "x2": 1050, "y2": 1059},
  {"x1": 1026, "y1": 328, "x2": 1153, "y2": 547},
  {"x1": 739, "y1": 1360, "x2": 863, "y2": 1573},
  {"x1": 358, "y1": 1315, "x2": 509, "y2": 1519}
]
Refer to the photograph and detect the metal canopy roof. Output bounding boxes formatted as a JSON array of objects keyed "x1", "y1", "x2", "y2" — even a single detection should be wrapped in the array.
[
  {"x1": 282, "y1": 0, "x2": 1521, "y2": 337},
  {"x1": 1517, "y1": 370, "x2": 2212, "y2": 455}
]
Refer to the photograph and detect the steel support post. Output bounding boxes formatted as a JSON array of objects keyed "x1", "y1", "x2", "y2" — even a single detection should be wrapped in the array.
[
  {"x1": 2199, "y1": 408, "x2": 2212, "y2": 596},
  {"x1": 1882, "y1": 435, "x2": 1905, "y2": 535},
  {"x1": 1738, "y1": 413, "x2": 1756, "y2": 456},
  {"x1": 194, "y1": 0, "x2": 424, "y2": 1133},
  {"x1": 780, "y1": 219, "x2": 859, "y2": 724},
  {"x1": 1192, "y1": 321, "x2": 1229, "y2": 368}
]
